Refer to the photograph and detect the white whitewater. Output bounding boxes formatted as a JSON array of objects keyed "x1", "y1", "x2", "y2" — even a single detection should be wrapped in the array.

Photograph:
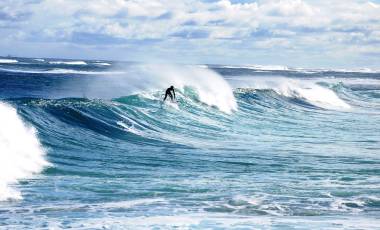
[
  {"x1": 0, "y1": 59, "x2": 18, "y2": 64},
  {"x1": 0, "y1": 102, "x2": 50, "y2": 201}
]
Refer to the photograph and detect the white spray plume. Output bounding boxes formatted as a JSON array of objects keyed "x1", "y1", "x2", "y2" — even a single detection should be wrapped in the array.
[{"x1": 87, "y1": 64, "x2": 238, "y2": 113}]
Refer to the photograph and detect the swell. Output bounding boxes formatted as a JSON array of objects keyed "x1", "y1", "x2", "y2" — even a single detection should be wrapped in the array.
[
  {"x1": 4, "y1": 84, "x2": 355, "y2": 148},
  {"x1": 9, "y1": 90, "x2": 233, "y2": 149},
  {"x1": 3, "y1": 73, "x2": 379, "y2": 152},
  {"x1": 12, "y1": 98, "x2": 177, "y2": 147}
]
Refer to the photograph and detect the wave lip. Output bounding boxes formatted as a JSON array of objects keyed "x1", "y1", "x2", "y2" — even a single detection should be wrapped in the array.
[
  {"x1": 48, "y1": 60, "x2": 87, "y2": 65},
  {"x1": 0, "y1": 59, "x2": 18, "y2": 64},
  {"x1": 0, "y1": 102, "x2": 50, "y2": 201}
]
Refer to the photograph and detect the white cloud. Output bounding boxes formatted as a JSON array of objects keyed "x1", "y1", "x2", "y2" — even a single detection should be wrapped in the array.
[
  {"x1": 0, "y1": 0, "x2": 379, "y2": 67},
  {"x1": 260, "y1": 0, "x2": 316, "y2": 17}
]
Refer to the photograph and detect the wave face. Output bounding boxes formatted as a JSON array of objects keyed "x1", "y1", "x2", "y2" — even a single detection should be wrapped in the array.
[{"x1": 0, "y1": 58, "x2": 380, "y2": 229}]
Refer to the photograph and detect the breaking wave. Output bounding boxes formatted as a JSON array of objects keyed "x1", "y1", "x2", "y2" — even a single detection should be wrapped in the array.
[
  {"x1": 48, "y1": 61, "x2": 87, "y2": 65},
  {"x1": 83, "y1": 64, "x2": 238, "y2": 113},
  {"x1": 229, "y1": 76, "x2": 351, "y2": 110},
  {"x1": 0, "y1": 59, "x2": 18, "y2": 64},
  {"x1": 0, "y1": 102, "x2": 50, "y2": 201}
]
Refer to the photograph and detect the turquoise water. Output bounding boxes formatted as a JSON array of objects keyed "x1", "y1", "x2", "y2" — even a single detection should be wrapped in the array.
[{"x1": 0, "y1": 58, "x2": 379, "y2": 229}]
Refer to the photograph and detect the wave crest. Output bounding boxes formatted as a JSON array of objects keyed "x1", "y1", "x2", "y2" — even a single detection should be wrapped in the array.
[{"x1": 231, "y1": 77, "x2": 350, "y2": 110}]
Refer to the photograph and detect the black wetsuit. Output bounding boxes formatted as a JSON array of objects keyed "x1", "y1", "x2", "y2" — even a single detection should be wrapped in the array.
[{"x1": 164, "y1": 87, "x2": 175, "y2": 102}]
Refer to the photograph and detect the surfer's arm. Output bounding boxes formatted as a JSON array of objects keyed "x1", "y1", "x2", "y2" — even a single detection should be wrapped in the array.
[{"x1": 172, "y1": 89, "x2": 176, "y2": 99}]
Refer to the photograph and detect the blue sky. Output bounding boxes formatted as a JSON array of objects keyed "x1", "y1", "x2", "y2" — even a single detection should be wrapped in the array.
[{"x1": 0, "y1": 0, "x2": 379, "y2": 68}]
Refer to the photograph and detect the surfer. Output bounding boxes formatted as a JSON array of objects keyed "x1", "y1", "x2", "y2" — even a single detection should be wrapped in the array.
[{"x1": 163, "y1": 86, "x2": 176, "y2": 102}]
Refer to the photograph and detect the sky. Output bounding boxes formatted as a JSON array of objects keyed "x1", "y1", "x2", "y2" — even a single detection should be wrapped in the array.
[{"x1": 0, "y1": 0, "x2": 379, "y2": 68}]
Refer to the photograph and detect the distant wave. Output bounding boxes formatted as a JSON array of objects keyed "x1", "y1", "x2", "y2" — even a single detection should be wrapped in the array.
[
  {"x1": 293, "y1": 67, "x2": 380, "y2": 74},
  {"x1": 245, "y1": 65, "x2": 289, "y2": 71},
  {"x1": 94, "y1": 62, "x2": 111, "y2": 66},
  {"x1": 219, "y1": 65, "x2": 380, "y2": 73},
  {"x1": 220, "y1": 65, "x2": 289, "y2": 71},
  {"x1": 49, "y1": 61, "x2": 87, "y2": 65},
  {"x1": 46, "y1": 68, "x2": 120, "y2": 74},
  {"x1": 0, "y1": 102, "x2": 50, "y2": 201},
  {"x1": 34, "y1": 58, "x2": 45, "y2": 62},
  {"x1": 328, "y1": 68, "x2": 380, "y2": 73},
  {"x1": 0, "y1": 59, "x2": 18, "y2": 64},
  {"x1": 0, "y1": 67, "x2": 124, "y2": 75}
]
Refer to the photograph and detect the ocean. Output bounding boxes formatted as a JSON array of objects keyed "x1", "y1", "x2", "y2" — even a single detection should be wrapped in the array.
[{"x1": 0, "y1": 57, "x2": 379, "y2": 229}]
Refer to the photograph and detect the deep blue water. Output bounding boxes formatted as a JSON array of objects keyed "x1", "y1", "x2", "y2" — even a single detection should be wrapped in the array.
[{"x1": 0, "y1": 57, "x2": 379, "y2": 229}]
